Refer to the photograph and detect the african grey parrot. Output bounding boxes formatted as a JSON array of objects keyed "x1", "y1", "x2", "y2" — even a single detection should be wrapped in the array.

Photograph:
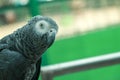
[{"x1": 0, "y1": 15, "x2": 58, "y2": 80}]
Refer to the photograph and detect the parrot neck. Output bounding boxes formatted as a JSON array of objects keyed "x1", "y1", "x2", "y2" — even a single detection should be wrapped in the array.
[
  {"x1": 8, "y1": 26, "x2": 48, "y2": 63},
  {"x1": 14, "y1": 38, "x2": 47, "y2": 63}
]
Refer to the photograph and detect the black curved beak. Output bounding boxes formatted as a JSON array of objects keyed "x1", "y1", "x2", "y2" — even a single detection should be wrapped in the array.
[{"x1": 47, "y1": 29, "x2": 57, "y2": 48}]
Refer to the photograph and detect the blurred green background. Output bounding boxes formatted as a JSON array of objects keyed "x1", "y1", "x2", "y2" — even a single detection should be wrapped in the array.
[{"x1": 0, "y1": 0, "x2": 120, "y2": 80}]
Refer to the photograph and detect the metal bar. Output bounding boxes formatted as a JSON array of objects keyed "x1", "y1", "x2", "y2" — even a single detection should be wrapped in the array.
[{"x1": 41, "y1": 52, "x2": 120, "y2": 80}]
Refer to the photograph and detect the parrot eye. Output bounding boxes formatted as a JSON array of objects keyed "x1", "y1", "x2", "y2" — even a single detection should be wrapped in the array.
[{"x1": 39, "y1": 23, "x2": 44, "y2": 29}]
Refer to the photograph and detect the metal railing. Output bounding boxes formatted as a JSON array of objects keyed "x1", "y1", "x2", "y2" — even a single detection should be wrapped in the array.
[{"x1": 41, "y1": 52, "x2": 120, "y2": 80}]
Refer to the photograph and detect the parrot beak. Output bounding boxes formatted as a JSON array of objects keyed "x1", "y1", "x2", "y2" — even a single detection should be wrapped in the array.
[
  {"x1": 46, "y1": 28, "x2": 57, "y2": 48},
  {"x1": 49, "y1": 29, "x2": 57, "y2": 36}
]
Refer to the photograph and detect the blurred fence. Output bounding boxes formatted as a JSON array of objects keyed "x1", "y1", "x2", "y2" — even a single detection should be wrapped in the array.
[{"x1": 0, "y1": 0, "x2": 120, "y2": 39}]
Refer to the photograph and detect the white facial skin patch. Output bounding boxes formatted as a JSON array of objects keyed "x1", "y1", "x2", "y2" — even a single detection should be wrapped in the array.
[{"x1": 35, "y1": 20, "x2": 50, "y2": 35}]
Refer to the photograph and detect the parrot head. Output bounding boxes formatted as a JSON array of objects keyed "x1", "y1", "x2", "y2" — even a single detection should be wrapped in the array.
[
  {"x1": 23, "y1": 15, "x2": 59, "y2": 60},
  {"x1": 28, "y1": 15, "x2": 58, "y2": 48},
  {"x1": 10, "y1": 15, "x2": 58, "y2": 61}
]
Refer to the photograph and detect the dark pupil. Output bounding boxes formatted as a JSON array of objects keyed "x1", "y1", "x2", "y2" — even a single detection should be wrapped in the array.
[{"x1": 40, "y1": 23, "x2": 44, "y2": 29}]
